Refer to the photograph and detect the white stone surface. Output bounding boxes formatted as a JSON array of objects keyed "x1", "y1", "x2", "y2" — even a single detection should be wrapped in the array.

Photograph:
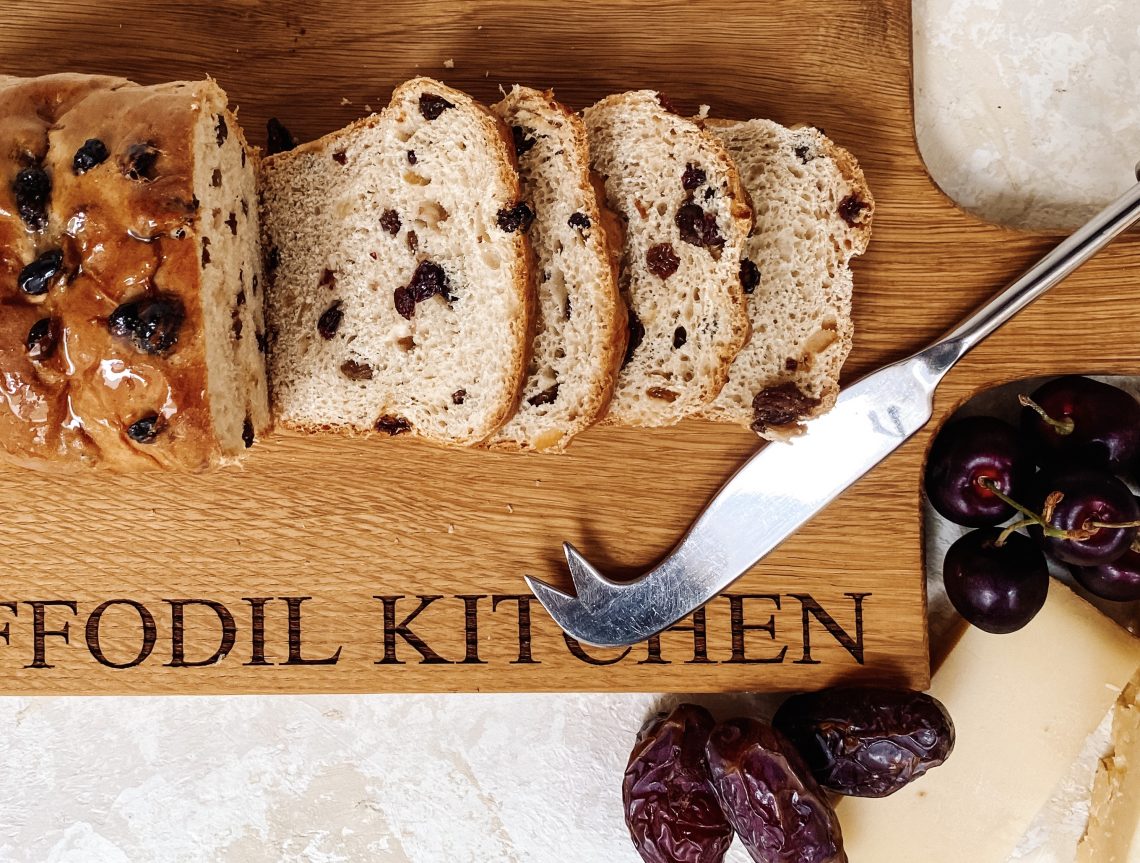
[
  {"x1": 3, "y1": 3, "x2": 1139, "y2": 861},
  {"x1": 914, "y1": 0, "x2": 1140, "y2": 229}
]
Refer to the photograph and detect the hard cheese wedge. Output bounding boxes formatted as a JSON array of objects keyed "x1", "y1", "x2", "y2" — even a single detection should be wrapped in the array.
[
  {"x1": 1078, "y1": 670, "x2": 1140, "y2": 862},
  {"x1": 837, "y1": 582, "x2": 1140, "y2": 861}
]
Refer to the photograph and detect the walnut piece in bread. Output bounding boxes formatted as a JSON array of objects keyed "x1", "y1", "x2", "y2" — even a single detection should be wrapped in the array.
[{"x1": 0, "y1": 73, "x2": 269, "y2": 471}]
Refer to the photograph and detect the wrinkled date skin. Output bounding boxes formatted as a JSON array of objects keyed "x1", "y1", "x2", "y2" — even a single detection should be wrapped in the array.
[
  {"x1": 705, "y1": 719, "x2": 846, "y2": 863},
  {"x1": 772, "y1": 687, "x2": 955, "y2": 798},
  {"x1": 623, "y1": 704, "x2": 734, "y2": 863}
]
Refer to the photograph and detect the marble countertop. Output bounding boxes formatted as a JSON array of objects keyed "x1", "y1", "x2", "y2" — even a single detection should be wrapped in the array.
[
  {"x1": 915, "y1": 0, "x2": 1140, "y2": 230},
  {"x1": 4, "y1": 2, "x2": 1139, "y2": 861}
]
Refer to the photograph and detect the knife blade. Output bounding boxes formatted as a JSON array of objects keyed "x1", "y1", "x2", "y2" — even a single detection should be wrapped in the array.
[{"x1": 526, "y1": 168, "x2": 1140, "y2": 648}]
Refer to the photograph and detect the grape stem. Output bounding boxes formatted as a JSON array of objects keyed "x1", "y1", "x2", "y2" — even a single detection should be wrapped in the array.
[
  {"x1": 996, "y1": 518, "x2": 1040, "y2": 547},
  {"x1": 1018, "y1": 394, "x2": 1075, "y2": 435},
  {"x1": 976, "y1": 477, "x2": 1043, "y2": 523},
  {"x1": 1086, "y1": 518, "x2": 1140, "y2": 530},
  {"x1": 976, "y1": 478, "x2": 1082, "y2": 540},
  {"x1": 1041, "y1": 491, "x2": 1063, "y2": 524}
]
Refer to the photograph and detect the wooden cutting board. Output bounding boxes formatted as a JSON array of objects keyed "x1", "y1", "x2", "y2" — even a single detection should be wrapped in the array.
[{"x1": 0, "y1": 0, "x2": 1135, "y2": 695}]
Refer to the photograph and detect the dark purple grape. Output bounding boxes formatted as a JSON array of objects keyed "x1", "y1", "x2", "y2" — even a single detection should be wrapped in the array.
[
  {"x1": 1031, "y1": 467, "x2": 1138, "y2": 566},
  {"x1": 943, "y1": 528, "x2": 1049, "y2": 634},
  {"x1": 623, "y1": 703, "x2": 733, "y2": 863},
  {"x1": 924, "y1": 416, "x2": 1034, "y2": 527},
  {"x1": 1021, "y1": 376, "x2": 1140, "y2": 471},
  {"x1": 772, "y1": 687, "x2": 955, "y2": 798},
  {"x1": 1072, "y1": 545, "x2": 1140, "y2": 602},
  {"x1": 705, "y1": 718, "x2": 846, "y2": 863}
]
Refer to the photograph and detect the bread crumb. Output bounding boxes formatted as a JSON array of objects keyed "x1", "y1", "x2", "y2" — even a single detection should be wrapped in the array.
[
  {"x1": 364, "y1": 104, "x2": 373, "y2": 113},
  {"x1": 340, "y1": 97, "x2": 352, "y2": 106},
  {"x1": 697, "y1": 104, "x2": 711, "y2": 119},
  {"x1": 447, "y1": 523, "x2": 455, "y2": 534},
  {"x1": 444, "y1": 58, "x2": 455, "y2": 69},
  {"x1": 506, "y1": 503, "x2": 514, "y2": 513},
  {"x1": 534, "y1": 480, "x2": 541, "y2": 487},
  {"x1": 484, "y1": 71, "x2": 490, "y2": 78},
  {"x1": 477, "y1": 25, "x2": 483, "y2": 30}
]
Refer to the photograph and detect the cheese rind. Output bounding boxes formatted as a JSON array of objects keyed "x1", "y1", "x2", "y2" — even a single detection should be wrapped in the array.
[
  {"x1": 1078, "y1": 671, "x2": 1140, "y2": 863},
  {"x1": 836, "y1": 582, "x2": 1140, "y2": 862}
]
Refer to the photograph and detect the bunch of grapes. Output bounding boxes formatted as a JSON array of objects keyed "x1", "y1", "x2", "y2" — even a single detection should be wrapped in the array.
[{"x1": 924, "y1": 376, "x2": 1140, "y2": 633}]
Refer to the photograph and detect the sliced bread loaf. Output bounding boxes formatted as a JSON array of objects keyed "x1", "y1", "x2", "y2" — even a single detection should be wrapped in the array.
[
  {"x1": 488, "y1": 86, "x2": 626, "y2": 452},
  {"x1": 698, "y1": 119, "x2": 873, "y2": 439},
  {"x1": 260, "y1": 77, "x2": 533, "y2": 446},
  {"x1": 583, "y1": 91, "x2": 752, "y2": 427}
]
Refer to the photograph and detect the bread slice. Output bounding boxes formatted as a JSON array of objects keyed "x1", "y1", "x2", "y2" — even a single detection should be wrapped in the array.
[
  {"x1": 583, "y1": 90, "x2": 752, "y2": 427},
  {"x1": 0, "y1": 73, "x2": 268, "y2": 471},
  {"x1": 487, "y1": 86, "x2": 626, "y2": 452},
  {"x1": 698, "y1": 119, "x2": 873, "y2": 439},
  {"x1": 260, "y1": 77, "x2": 532, "y2": 446}
]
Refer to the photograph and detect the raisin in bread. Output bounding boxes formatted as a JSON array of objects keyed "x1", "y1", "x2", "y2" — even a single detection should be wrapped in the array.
[
  {"x1": 262, "y1": 78, "x2": 533, "y2": 446},
  {"x1": 0, "y1": 73, "x2": 269, "y2": 471},
  {"x1": 488, "y1": 86, "x2": 626, "y2": 452},
  {"x1": 583, "y1": 91, "x2": 752, "y2": 427},
  {"x1": 698, "y1": 119, "x2": 873, "y2": 439}
]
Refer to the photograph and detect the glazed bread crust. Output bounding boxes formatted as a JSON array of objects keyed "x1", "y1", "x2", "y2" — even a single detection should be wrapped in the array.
[{"x1": 0, "y1": 73, "x2": 268, "y2": 471}]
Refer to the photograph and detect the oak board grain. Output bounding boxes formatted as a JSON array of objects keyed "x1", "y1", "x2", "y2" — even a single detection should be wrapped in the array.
[{"x1": 0, "y1": 0, "x2": 1135, "y2": 694}]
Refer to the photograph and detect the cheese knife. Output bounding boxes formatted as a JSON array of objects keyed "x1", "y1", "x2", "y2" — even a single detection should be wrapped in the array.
[{"x1": 525, "y1": 167, "x2": 1140, "y2": 648}]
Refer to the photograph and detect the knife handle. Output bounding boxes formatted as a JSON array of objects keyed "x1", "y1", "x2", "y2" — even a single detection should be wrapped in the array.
[{"x1": 937, "y1": 172, "x2": 1140, "y2": 361}]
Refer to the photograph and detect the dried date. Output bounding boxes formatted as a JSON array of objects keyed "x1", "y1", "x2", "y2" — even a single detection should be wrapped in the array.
[
  {"x1": 623, "y1": 703, "x2": 733, "y2": 863},
  {"x1": 705, "y1": 718, "x2": 846, "y2": 863},
  {"x1": 772, "y1": 687, "x2": 955, "y2": 798}
]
